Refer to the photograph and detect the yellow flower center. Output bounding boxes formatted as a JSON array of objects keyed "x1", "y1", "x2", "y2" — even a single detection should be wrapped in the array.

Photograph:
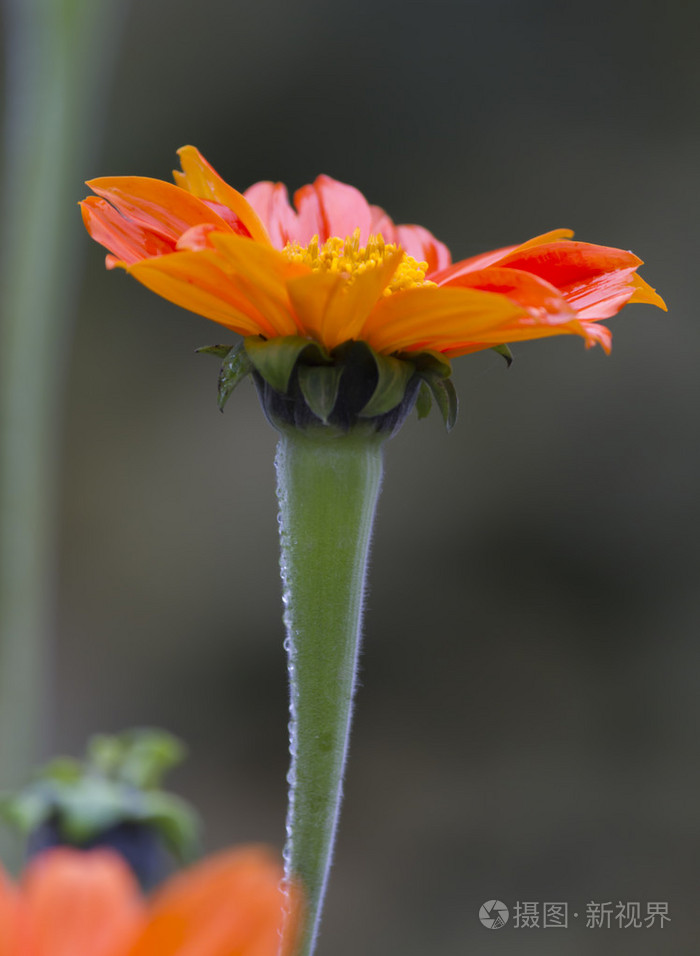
[{"x1": 283, "y1": 228, "x2": 434, "y2": 295}]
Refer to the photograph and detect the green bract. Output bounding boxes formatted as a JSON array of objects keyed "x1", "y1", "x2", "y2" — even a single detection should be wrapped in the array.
[{"x1": 197, "y1": 336, "x2": 516, "y2": 433}]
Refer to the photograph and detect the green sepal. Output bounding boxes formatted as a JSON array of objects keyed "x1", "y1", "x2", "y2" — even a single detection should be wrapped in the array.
[
  {"x1": 298, "y1": 364, "x2": 344, "y2": 423},
  {"x1": 423, "y1": 375, "x2": 458, "y2": 431},
  {"x1": 402, "y1": 349, "x2": 458, "y2": 428},
  {"x1": 245, "y1": 336, "x2": 330, "y2": 394},
  {"x1": 359, "y1": 352, "x2": 415, "y2": 418},
  {"x1": 415, "y1": 380, "x2": 433, "y2": 420},
  {"x1": 216, "y1": 342, "x2": 254, "y2": 411},
  {"x1": 403, "y1": 349, "x2": 452, "y2": 379},
  {"x1": 491, "y1": 343, "x2": 514, "y2": 366},
  {"x1": 195, "y1": 344, "x2": 235, "y2": 359},
  {"x1": 329, "y1": 339, "x2": 376, "y2": 372}
]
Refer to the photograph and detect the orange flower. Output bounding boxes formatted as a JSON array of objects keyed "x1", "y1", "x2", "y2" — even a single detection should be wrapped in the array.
[
  {"x1": 81, "y1": 146, "x2": 664, "y2": 360},
  {"x1": 0, "y1": 847, "x2": 300, "y2": 956}
]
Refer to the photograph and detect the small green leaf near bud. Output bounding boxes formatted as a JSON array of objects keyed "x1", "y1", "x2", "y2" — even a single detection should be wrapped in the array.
[
  {"x1": 41, "y1": 757, "x2": 82, "y2": 783},
  {"x1": 359, "y1": 353, "x2": 415, "y2": 418},
  {"x1": 91, "y1": 728, "x2": 186, "y2": 789},
  {"x1": 423, "y1": 374, "x2": 458, "y2": 431},
  {"x1": 404, "y1": 349, "x2": 452, "y2": 379},
  {"x1": 415, "y1": 380, "x2": 433, "y2": 420},
  {"x1": 195, "y1": 344, "x2": 236, "y2": 358},
  {"x1": 56, "y1": 777, "x2": 127, "y2": 842},
  {"x1": 139, "y1": 791, "x2": 200, "y2": 863},
  {"x1": 245, "y1": 336, "x2": 330, "y2": 394},
  {"x1": 0, "y1": 790, "x2": 49, "y2": 835},
  {"x1": 217, "y1": 342, "x2": 253, "y2": 411},
  {"x1": 299, "y1": 365, "x2": 344, "y2": 423},
  {"x1": 491, "y1": 343, "x2": 514, "y2": 366}
]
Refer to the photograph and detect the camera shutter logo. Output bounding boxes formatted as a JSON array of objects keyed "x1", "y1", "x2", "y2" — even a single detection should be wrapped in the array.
[{"x1": 479, "y1": 900, "x2": 509, "y2": 929}]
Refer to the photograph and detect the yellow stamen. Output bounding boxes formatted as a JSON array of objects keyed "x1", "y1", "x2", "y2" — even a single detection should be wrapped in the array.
[{"x1": 283, "y1": 228, "x2": 434, "y2": 295}]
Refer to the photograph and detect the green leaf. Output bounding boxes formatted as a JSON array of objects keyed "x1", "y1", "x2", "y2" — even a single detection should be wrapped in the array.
[
  {"x1": 40, "y1": 757, "x2": 82, "y2": 783},
  {"x1": 0, "y1": 790, "x2": 50, "y2": 835},
  {"x1": 55, "y1": 777, "x2": 128, "y2": 842},
  {"x1": 402, "y1": 349, "x2": 452, "y2": 379},
  {"x1": 415, "y1": 380, "x2": 433, "y2": 420},
  {"x1": 298, "y1": 364, "x2": 344, "y2": 423},
  {"x1": 245, "y1": 336, "x2": 329, "y2": 394},
  {"x1": 217, "y1": 342, "x2": 253, "y2": 411},
  {"x1": 88, "y1": 729, "x2": 186, "y2": 790},
  {"x1": 195, "y1": 344, "x2": 236, "y2": 358},
  {"x1": 423, "y1": 375, "x2": 458, "y2": 431},
  {"x1": 491, "y1": 343, "x2": 514, "y2": 366},
  {"x1": 139, "y1": 791, "x2": 201, "y2": 863},
  {"x1": 86, "y1": 735, "x2": 125, "y2": 778},
  {"x1": 359, "y1": 353, "x2": 414, "y2": 418}
]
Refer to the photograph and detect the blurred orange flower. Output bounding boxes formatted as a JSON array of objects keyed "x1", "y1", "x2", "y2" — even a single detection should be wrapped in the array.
[
  {"x1": 0, "y1": 846, "x2": 299, "y2": 956},
  {"x1": 81, "y1": 147, "x2": 665, "y2": 360}
]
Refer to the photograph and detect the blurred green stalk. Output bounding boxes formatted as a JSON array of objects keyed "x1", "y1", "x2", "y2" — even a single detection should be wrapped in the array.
[{"x1": 0, "y1": 0, "x2": 123, "y2": 866}]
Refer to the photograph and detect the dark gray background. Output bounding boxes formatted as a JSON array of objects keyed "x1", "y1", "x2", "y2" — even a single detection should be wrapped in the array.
[{"x1": 49, "y1": 0, "x2": 700, "y2": 952}]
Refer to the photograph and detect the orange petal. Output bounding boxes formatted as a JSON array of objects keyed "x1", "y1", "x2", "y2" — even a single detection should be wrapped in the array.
[
  {"x1": 176, "y1": 223, "x2": 219, "y2": 253},
  {"x1": 493, "y1": 240, "x2": 666, "y2": 320},
  {"x1": 366, "y1": 205, "x2": 452, "y2": 274},
  {"x1": 0, "y1": 866, "x2": 19, "y2": 956},
  {"x1": 19, "y1": 848, "x2": 144, "y2": 956},
  {"x1": 360, "y1": 286, "x2": 527, "y2": 354},
  {"x1": 497, "y1": 240, "x2": 641, "y2": 289},
  {"x1": 431, "y1": 229, "x2": 575, "y2": 284},
  {"x1": 431, "y1": 248, "x2": 514, "y2": 285},
  {"x1": 443, "y1": 316, "x2": 610, "y2": 356},
  {"x1": 244, "y1": 181, "x2": 299, "y2": 250},
  {"x1": 174, "y1": 147, "x2": 271, "y2": 246},
  {"x1": 293, "y1": 175, "x2": 373, "y2": 244},
  {"x1": 628, "y1": 272, "x2": 667, "y2": 310},
  {"x1": 284, "y1": 272, "x2": 344, "y2": 344},
  {"x1": 444, "y1": 266, "x2": 576, "y2": 322},
  {"x1": 394, "y1": 224, "x2": 452, "y2": 275},
  {"x1": 512, "y1": 228, "x2": 576, "y2": 250},
  {"x1": 368, "y1": 204, "x2": 394, "y2": 235},
  {"x1": 561, "y1": 269, "x2": 638, "y2": 319},
  {"x1": 126, "y1": 847, "x2": 291, "y2": 956},
  {"x1": 580, "y1": 321, "x2": 613, "y2": 352},
  {"x1": 128, "y1": 249, "x2": 280, "y2": 337},
  {"x1": 208, "y1": 233, "x2": 309, "y2": 336},
  {"x1": 286, "y1": 248, "x2": 403, "y2": 348},
  {"x1": 81, "y1": 197, "x2": 175, "y2": 266},
  {"x1": 87, "y1": 177, "x2": 234, "y2": 245}
]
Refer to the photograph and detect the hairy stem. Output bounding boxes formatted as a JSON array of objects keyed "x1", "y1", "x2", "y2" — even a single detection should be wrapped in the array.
[{"x1": 276, "y1": 427, "x2": 385, "y2": 956}]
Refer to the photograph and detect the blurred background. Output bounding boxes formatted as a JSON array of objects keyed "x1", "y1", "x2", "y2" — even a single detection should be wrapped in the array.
[{"x1": 2, "y1": 0, "x2": 699, "y2": 952}]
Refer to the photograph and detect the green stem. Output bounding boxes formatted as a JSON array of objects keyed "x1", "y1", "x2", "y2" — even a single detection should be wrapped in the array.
[
  {"x1": 276, "y1": 427, "x2": 385, "y2": 956},
  {"x1": 0, "y1": 0, "x2": 123, "y2": 867}
]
